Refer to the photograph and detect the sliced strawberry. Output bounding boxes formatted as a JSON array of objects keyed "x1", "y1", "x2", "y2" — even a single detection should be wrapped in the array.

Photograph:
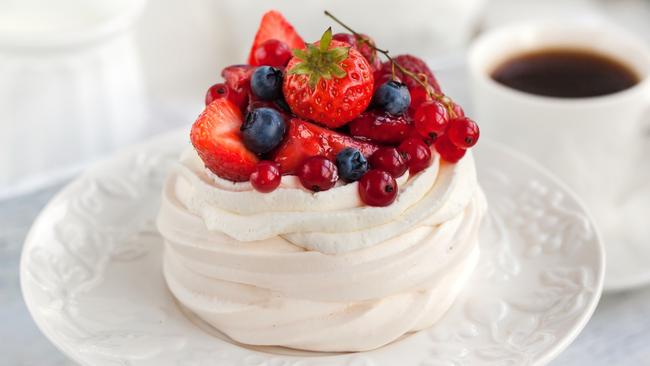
[
  {"x1": 349, "y1": 110, "x2": 414, "y2": 145},
  {"x1": 272, "y1": 118, "x2": 378, "y2": 174},
  {"x1": 221, "y1": 64, "x2": 255, "y2": 91},
  {"x1": 190, "y1": 99, "x2": 259, "y2": 182},
  {"x1": 248, "y1": 11, "x2": 305, "y2": 65},
  {"x1": 220, "y1": 64, "x2": 255, "y2": 112}
]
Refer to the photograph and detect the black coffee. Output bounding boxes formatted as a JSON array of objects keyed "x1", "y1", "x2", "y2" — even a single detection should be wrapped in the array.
[{"x1": 491, "y1": 48, "x2": 639, "y2": 98}]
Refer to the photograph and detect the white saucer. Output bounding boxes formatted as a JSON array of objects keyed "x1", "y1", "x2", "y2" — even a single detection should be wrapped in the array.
[{"x1": 21, "y1": 131, "x2": 604, "y2": 366}]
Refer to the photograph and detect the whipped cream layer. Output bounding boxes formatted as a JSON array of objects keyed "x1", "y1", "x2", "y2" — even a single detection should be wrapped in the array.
[{"x1": 158, "y1": 148, "x2": 487, "y2": 352}]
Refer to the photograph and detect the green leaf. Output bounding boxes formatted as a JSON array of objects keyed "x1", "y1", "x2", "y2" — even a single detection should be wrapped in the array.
[
  {"x1": 308, "y1": 73, "x2": 319, "y2": 89},
  {"x1": 329, "y1": 47, "x2": 349, "y2": 63},
  {"x1": 288, "y1": 62, "x2": 312, "y2": 75},
  {"x1": 330, "y1": 65, "x2": 347, "y2": 78},
  {"x1": 320, "y1": 27, "x2": 333, "y2": 52},
  {"x1": 292, "y1": 49, "x2": 309, "y2": 60}
]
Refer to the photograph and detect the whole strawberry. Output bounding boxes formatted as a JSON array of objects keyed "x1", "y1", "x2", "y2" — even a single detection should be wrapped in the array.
[{"x1": 283, "y1": 28, "x2": 374, "y2": 128}]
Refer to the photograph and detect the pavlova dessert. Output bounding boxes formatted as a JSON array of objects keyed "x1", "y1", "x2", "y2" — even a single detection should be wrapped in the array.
[{"x1": 157, "y1": 10, "x2": 486, "y2": 352}]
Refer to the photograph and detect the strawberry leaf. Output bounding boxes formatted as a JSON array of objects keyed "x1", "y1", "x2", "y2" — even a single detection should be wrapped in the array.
[
  {"x1": 320, "y1": 27, "x2": 333, "y2": 52},
  {"x1": 292, "y1": 49, "x2": 309, "y2": 60},
  {"x1": 287, "y1": 27, "x2": 351, "y2": 89}
]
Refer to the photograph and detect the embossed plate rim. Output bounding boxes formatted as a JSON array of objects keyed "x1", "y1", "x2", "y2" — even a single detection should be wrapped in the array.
[{"x1": 20, "y1": 131, "x2": 605, "y2": 366}]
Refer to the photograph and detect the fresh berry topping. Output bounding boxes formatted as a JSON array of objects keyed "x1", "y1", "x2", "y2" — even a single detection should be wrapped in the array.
[
  {"x1": 358, "y1": 169, "x2": 398, "y2": 207},
  {"x1": 250, "y1": 161, "x2": 282, "y2": 193},
  {"x1": 298, "y1": 156, "x2": 339, "y2": 192},
  {"x1": 248, "y1": 11, "x2": 305, "y2": 65},
  {"x1": 379, "y1": 55, "x2": 441, "y2": 93},
  {"x1": 272, "y1": 118, "x2": 378, "y2": 174},
  {"x1": 435, "y1": 134, "x2": 466, "y2": 163},
  {"x1": 250, "y1": 66, "x2": 283, "y2": 101},
  {"x1": 414, "y1": 101, "x2": 449, "y2": 140},
  {"x1": 205, "y1": 83, "x2": 247, "y2": 110},
  {"x1": 332, "y1": 33, "x2": 381, "y2": 70},
  {"x1": 190, "y1": 99, "x2": 259, "y2": 182},
  {"x1": 398, "y1": 137, "x2": 432, "y2": 174},
  {"x1": 355, "y1": 34, "x2": 381, "y2": 70},
  {"x1": 221, "y1": 65, "x2": 254, "y2": 111},
  {"x1": 349, "y1": 110, "x2": 413, "y2": 145},
  {"x1": 252, "y1": 39, "x2": 292, "y2": 67},
  {"x1": 369, "y1": 147, "x2": 408, "y2": 178},
  {"x1": 374, "y1": 80, "x2": 411, "y2": 116},
  {"x1": 447, "y1": 117, "x2": 480, "y2": 148},
  {"x1": 205, "y1": 83, "x2": 229, "y2": 105},
  {"x1": 222, "y1": 64, "x2": 255, "y2": 92},
  {"x1": 247, "y1": 100, "x2": 291, "y2": 120},
  {"x1": 283, "y1": 29, "x2": 374, "y2": 128},
  {"x1": 372, "y1": 70, "x2": 398, "y2": 94},
  {"x1": 241, "y1": 108, "x2": 286, "y2": 154},
  {"x1": 408, "y1": 86, "x2": 429, "y2": 116},
  {"x1": 335, "y1": 147, "x2": 369, "y2": 182},
  {"x1": 451, "y1": 102, "x2": 465, "y2": 118},
  {"x1": 332, "y1": 33, "x2": 357, "y2": 46}
]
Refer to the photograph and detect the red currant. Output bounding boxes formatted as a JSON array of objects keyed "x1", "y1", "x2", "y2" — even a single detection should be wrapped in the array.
[
  {"x1": 447, "y1": 117, "x2": 480, "y2": 148},
  {"x1": 358, "y1": 169, "x2": 398, "y2": 207},
  {"x1": 250, "y1": 161, "x2": 281, "y2": 193},
  {"x1": 205, "y1": 83, "x2": 247, "y2": 110},
  {"x1": 414, "y1": 101, "x2": 449, "y2": 140},
  {"x1": 408, "y1": 86, "x2": 429, "y2": 116},
  {"x1": 252, "y1": 39, "x2": 292, "y2": 67},
  {"x1": 205, "y1": 83, "x2": 229, "y2": 105},
  {"x1": 398, "y1": 137, "x2": 432, "y2": 174},
  {"x1": 369, "y1": 147, "x2": 407, "y2": 178},
  {"x1": 451, "y1": 102, "x2": 465, "y2": 118},
  {"x1": 298, "y1": 156, "x2": 339, "y2": 192},
  {"x1": 435, "y1": 135, "x2": 466, "y2": 163}
]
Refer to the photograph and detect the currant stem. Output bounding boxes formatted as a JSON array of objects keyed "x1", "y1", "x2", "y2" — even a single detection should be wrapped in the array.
[{"x1": 323, "y1": 10, "x2": 435, "y2": 98}]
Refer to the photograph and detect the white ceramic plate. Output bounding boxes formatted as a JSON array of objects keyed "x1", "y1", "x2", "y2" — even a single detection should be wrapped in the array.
[{"x1": 21, "y1": 131, "x2": 604, "y2": 366}]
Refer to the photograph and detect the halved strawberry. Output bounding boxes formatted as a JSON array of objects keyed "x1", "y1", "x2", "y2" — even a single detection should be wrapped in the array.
[
  {"x1": 221, "y1": 64, "x2": 255, "y2": 111},
  {"x1": 221, "y1": 64, "x2": 255, "y2": 92},
  {"x1": 349, "y1": 110, "x2": 414, "y2": 145},
  {"x1": 248, "y1": 11, "x2": 305, "y2": 65},
  {"x1": 272, "y1": 118, "x2": 378, "y2": 174},
  {"x1": 190, "y1": 99, "x2": 259, "y2": 182}
]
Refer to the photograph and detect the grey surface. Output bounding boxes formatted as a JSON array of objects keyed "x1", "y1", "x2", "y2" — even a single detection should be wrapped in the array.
[
  {"x1": 0, "y1": 183, "x2": 77, "y2": 366},
  {"x1": 2, "y1": 181, "x2": 650, "y2": 366}
]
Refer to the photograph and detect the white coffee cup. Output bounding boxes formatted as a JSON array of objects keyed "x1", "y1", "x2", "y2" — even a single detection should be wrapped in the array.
[{"x1": 468, "y1": 20, "x2": 650, "y2": 286}]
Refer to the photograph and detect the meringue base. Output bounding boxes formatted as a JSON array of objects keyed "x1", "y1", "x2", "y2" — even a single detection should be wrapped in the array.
[
  {"x1": 164, "y1": 245, "x2": 479, "y2": 352},
  {"x1": 158, "y1": 148, "x2": 486, "y2": 352}
]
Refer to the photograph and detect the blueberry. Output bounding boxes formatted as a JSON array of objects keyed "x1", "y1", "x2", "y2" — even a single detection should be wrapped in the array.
[
  {"x1": 374, "y1": 80, "x2": 411, "y2": 116},
  {"x1": 241, "y1": 108, "x2": 286, "y2": 154},
  {"x1": 335, "y1": 147, "x2": 369, "y2": 182},
  {"x1": 250, "y1": 66, "x2": 283, "y2": 101}
]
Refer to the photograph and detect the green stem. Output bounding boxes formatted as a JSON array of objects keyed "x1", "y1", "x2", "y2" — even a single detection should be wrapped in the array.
[{"x1": 323, "y1": 10, "x2": 438, "y2": 99}]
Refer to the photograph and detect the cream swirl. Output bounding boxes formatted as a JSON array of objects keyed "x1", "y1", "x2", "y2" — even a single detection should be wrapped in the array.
[{"x1": 158, "y1": 147, "x2": 486, "y2": 351}]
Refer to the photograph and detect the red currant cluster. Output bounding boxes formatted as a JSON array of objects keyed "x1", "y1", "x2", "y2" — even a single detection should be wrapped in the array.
[
  {"x1": 412, "y1": 99, "x2": 480, "y2": 163},
  {"x1": 250, "y1": 137, "x2": 431, "y2": 207}
]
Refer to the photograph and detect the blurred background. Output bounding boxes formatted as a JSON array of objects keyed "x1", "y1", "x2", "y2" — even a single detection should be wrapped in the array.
[
  {"x1": 2, "y1": 0, "x2": 650, "y2": 365},
  {"x1": 2, "y1": 0, "x2": 649, "y2": 198}
]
